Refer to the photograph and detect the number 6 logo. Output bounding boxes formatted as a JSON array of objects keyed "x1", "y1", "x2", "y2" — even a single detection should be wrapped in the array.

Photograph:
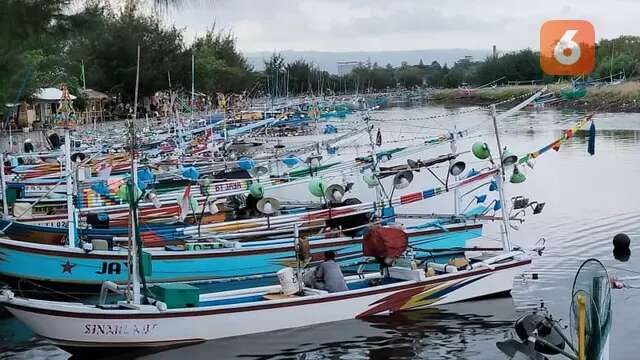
[
  {"x1": 541, "y1": 20, "x2": 595, "y2": 75},
  {"x1": 553, "y1": 30, "x2": 580, "y2": 65}
]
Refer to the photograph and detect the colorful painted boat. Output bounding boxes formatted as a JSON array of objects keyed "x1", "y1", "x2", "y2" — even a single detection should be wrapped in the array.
[
  {"x1": 0, "y1": 223, "x2": 483, "y2": 289},
  {"x1": 0, "y1": 251, "x2": 530, "y2": 351}
]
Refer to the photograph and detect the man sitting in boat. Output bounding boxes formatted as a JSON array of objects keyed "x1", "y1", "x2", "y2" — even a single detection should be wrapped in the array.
[{"x1": 314, "y1": 250, "x2": 348, "y2": 293}]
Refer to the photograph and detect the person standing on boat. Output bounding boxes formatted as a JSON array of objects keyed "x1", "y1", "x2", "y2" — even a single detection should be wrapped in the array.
[{"x1": 315, "y1": 250, "x2": 348, "y2": 293}]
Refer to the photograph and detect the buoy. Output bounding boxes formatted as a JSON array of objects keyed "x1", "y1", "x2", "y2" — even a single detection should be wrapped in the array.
[
  {"x1": 613, "y1": 233, "x2": 631, "y2": 251},
  {"x1": 614, "y1": 248, "x2": 630, "y2": 262}
]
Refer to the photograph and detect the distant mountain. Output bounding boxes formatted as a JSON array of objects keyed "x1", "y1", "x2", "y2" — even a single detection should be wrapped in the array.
[{"x1": 245, "y1": 49, "x2": 492, "y2": 73}]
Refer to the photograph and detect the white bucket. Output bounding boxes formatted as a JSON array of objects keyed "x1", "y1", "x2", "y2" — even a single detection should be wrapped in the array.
[{"x1": 277, "y1": 267, "x2": 298, "y2": 296}]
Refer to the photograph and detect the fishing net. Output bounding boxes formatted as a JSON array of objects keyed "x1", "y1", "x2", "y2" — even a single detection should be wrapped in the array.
[{"x1": 570, "y1": 259, "x2": 612, "y2": 360}]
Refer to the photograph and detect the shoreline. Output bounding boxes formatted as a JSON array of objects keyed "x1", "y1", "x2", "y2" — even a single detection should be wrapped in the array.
[{"x1": 430, "y1": 81, "x2": 640, "y2": 113}]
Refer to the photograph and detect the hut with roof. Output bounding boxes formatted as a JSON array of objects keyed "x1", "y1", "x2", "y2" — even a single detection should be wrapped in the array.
[{"x1": 78, "y1": 88, "x2": 110, "y2": 125}]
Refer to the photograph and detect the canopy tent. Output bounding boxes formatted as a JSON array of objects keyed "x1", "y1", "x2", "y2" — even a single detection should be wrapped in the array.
[{"x1": 33, "y1": 88, "x2": 77, "y2": 102}]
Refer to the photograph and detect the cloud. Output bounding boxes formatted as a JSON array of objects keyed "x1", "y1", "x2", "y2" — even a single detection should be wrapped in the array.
[{"x1": 167, "y1": 0, "x2": 640, "y2": 52}]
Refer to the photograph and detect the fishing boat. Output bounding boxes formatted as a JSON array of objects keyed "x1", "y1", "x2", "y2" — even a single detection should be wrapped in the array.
[
  {"x1": 0, "y1": 112, "x2": 497, "y2": 290},
  {"x1": 0, "y1": 160, "x2": 493, "y2": 290},
  {"x1": 0, "y1": 81, "x2": 552, "y2": 354},
  {"x1": 0, "y1": 250, "x2": 530, "y2": 351},
  {"x1": 0, "y1": 221, "x2": 483, "y2": 290}
]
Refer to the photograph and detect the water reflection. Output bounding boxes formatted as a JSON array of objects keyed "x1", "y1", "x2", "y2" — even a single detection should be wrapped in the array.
[{"x1": 145, "y1": 298, "x2": 516, "y2": 360}]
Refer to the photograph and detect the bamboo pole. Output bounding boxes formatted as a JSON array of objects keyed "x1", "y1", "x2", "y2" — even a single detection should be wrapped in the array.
[
  {"x1": 0, "y1": 154, "x2": 7, "y2": 218},
  {"x1": 490, "y1": 104, "x2": 512, "y2": 252},
  {"x1": 577, "y1": 293, "x2": 586, "y2": 360},
  {"x1": 130, "y1": 44, "x2": 142, "y2": 305}
]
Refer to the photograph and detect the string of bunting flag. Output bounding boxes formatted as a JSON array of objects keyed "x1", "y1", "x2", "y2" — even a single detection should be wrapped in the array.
[{"x1": 517, "y1": 113, "x2": 595, "y2": 166}]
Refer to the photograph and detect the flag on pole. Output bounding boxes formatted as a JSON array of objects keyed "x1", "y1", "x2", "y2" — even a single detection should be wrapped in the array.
[
  {"x1": 588, "y1": 122, "x2": 596, "y2": 155},
  {"x1": 179, "y1": 185, "x2": 192, "y2": 220},
  {"x1": 81, "y1": 60, "x2": 86, "y2": 90}
]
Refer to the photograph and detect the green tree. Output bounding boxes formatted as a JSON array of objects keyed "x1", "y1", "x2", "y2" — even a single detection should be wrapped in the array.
[
  {"x1": 0, "y1": 0, "x2": 71, "y2": 117},
  {"x1": 192, "y1": 27, "x2": 255, "y2": 94}
]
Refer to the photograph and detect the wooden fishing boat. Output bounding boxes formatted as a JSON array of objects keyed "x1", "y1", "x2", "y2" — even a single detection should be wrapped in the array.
[
  {"x1": 0, "y1": 222, "x2": 483, "y2": 290},
  {"x1": 0, "y1": 250, "x2": 530, "y2": 351}
]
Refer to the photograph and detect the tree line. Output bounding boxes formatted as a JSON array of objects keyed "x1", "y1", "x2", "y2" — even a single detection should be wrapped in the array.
[
  {"x1": 3, "y1": 0, "x2": 640, "y2": 118},
  {"x1": 1, "y1": 0, "x2": 255, "y2": 116}
]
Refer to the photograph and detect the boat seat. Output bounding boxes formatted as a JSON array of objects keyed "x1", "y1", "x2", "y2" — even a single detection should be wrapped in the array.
[{"x1": 92, "y1": 239, "x2": 109, "y2": 251}]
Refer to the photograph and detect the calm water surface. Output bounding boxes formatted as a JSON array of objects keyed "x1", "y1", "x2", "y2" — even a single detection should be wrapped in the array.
[{"x1": 2, "y1": 105, "x2": 640, "y2": 359}]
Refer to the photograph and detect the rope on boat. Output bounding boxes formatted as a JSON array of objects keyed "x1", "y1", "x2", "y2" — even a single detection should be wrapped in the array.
[{"x1": 15, "y1": 279, "x2": 87, "y2": 300}]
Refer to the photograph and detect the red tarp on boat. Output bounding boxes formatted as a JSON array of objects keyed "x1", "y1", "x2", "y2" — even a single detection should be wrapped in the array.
[{"x1": 362, "y1": 226, "x2": 408, "y2": 258}]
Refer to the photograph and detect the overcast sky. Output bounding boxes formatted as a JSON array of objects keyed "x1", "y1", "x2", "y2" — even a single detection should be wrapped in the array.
[{"x1": 167, "y1": 0, "x2": 640, "y2": 53}]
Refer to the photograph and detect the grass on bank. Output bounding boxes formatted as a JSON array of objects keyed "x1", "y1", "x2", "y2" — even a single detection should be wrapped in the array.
[{"x1": 431, "y1": 81, "x2": 640, "y2": 109}]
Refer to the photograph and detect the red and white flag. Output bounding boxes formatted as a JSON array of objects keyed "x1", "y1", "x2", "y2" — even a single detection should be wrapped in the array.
[{"x1": 179, "y1": 185, "x2": 192, "y2": 219}]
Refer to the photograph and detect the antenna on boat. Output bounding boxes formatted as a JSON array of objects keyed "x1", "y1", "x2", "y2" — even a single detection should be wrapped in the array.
[{"x1": 490, "y1": 104, "x2": 512, "y2": 252}]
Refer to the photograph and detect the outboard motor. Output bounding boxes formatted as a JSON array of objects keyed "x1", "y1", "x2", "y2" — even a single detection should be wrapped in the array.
[{"x1": 514, "y1": 313, "x2": 565, "y2": 355}]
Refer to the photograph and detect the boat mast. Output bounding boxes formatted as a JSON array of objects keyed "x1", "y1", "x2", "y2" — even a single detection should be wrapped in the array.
[
  {"x1": 490, "y1": 104, "x2": 512, "y2": 252},
  {"x1": 191, "y1": 53, "x2": 195, "y2": 122},
  {"x1": 0, "y1": 153, "x2": 7, "y2": 219},
  {"x1": 450, "y1": 126, "x2": 460, "y2": 215},
  {"x1": 129, "y1": 45, "x2": 142, "y2": 304},
  {"x1": 64, "y1": 128, "x2": 77, "y2": 247},
  {"x1": 294, "y1": 223, "x2": 304, "y2": 295},
  {"x1": 314, "y1": 104, "x2": 321, "y2": 156},
  {"x1": 364, "y1": 108, "x2": 384, "y2": 214},
  {"x1": 57, "y1": 84, "x2": 78, "y2": 248}
]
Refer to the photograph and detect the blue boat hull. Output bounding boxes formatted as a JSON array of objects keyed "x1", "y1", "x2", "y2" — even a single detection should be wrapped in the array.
[{"x1": 0, "y1": 224, "x2": 482, "y2": 290}]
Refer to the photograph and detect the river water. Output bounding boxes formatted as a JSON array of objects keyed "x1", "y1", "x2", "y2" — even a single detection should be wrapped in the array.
[{"x1": 1, "y1": 105, "x2": 639, "y2": 359}]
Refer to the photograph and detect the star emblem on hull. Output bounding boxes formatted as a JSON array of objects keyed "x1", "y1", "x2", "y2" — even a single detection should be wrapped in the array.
[{"x1": 61, "y1": 260, "x2": 77, "y2": 274}]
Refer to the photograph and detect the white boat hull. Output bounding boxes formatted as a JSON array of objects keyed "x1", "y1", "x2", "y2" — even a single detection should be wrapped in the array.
[{"x1": 1, "y1": 255, "x2": 530, "y2": 348}]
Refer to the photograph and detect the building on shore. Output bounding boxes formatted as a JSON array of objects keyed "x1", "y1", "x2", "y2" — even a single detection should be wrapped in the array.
[
  {"x1": 7, "y1": 88, "x2": 78, "y2": 130},
  {"x1": 78, "y1": 88, "x2": 110, "y2": 125},
  {"x1": 337, "y1": 61, "x2": 362, "y2": 76}
]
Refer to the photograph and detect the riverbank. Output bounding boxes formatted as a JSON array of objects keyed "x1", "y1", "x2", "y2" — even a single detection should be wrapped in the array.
[{"x1": 431, "y1": 81, "x2": 640, "y2": 112}]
